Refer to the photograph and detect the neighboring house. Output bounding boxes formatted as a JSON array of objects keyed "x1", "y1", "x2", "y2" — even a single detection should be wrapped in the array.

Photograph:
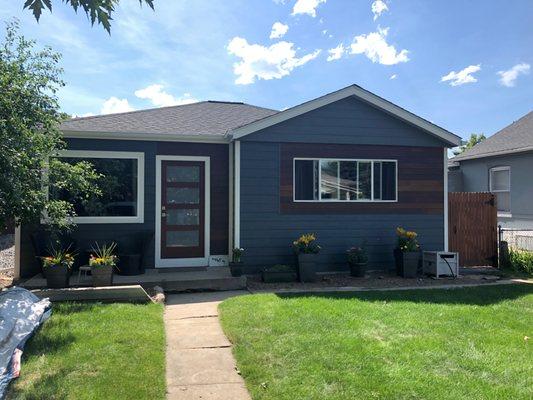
[
  {"x1": 449, "y1": 111, "x2": 533, "y2": 228},
  {"x1": 16, "y1": 85, "x2": 461, "y2": 278}
]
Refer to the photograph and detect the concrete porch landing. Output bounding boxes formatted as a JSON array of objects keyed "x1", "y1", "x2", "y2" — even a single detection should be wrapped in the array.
[{"x1": 21, "y1": 267, "x2": 247, "y2": 292}]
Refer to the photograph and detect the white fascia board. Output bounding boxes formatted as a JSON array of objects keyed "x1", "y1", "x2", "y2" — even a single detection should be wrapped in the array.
[
  {"x1": 229, "y1": 85, "x2": 461, "y2": 147},
  {"x1": 453, "y1": 147, "x2": 533, "y2": 162},
  {"x1": 62, "y1": 130, "x2": 230, "y2": 144}
]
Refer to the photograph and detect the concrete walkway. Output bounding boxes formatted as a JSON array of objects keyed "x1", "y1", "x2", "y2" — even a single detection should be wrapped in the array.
[{"x1": 164, "y1": 291, "x2": 251, "y2": 400}]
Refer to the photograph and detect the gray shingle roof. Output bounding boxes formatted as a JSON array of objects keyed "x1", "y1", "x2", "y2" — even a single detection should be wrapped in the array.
[
  {"x1": 454, "y1": 111, "x2": 533, "y2": 161},
  {"x1": 60, "y1": 101, "x2": 278, "y2": 137}
]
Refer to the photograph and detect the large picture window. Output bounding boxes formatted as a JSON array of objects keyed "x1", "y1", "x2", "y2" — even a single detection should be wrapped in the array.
[
  {"x1": 489, "y1": 166, "x2": 511, "y2": 214},
  {"x1": 294, "y1": 158, "x2": 397, "y2": 202},
  {"x1": 51, "y1": 151, "x2": 145, "y2": 223}
]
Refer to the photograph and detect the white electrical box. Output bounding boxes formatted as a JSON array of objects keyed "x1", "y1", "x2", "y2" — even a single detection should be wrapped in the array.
[{"x1": 422, "y1": 251, "x2": 459, "y2": 278}]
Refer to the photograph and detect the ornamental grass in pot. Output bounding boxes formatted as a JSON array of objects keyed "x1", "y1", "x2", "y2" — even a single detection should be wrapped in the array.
[
  {"x1": 41, "y1": 246, "x2": 75, "y2": 288},
  {"x1": 229, "y1": 247, "x2": 244, "y2": 277},
  {"x1": 394, "y1": 227, "x2": 420, "y2": 278},
  {"x1": 89, "y1": 242, "x2": 118, "y2": 287},
  {"x1": 293, "y1": 233, "x2": 321, "y2": 283},
  {"x1": 347, "y1": 244, "x2": 368, "y2": 277}
]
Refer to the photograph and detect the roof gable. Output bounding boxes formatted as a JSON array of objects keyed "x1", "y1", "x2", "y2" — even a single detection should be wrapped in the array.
[{"x1": 229, "y1": 85, "x2": 461, "y2": 147}]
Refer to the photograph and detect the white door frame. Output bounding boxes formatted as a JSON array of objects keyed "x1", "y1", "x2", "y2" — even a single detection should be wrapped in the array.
[{"x1": 155, "y1": 155, "x2": 211, "y2": 267}]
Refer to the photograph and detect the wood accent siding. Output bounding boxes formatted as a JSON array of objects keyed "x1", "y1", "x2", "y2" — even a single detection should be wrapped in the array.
[{"x1": 280, "y1": 143, "x2": 444, "y2": 214}]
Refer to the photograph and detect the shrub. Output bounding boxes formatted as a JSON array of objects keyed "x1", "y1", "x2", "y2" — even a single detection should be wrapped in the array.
[
  {"x1": 89, "y1": 242, "x2": 118, "y2": 268},
  {"x1": 232, "y1": 247, "x2": 244, "y2": 263},
  {"x1": 396, "y1": 227, "x2": 419, "y2": 252},
  {"x1": 293, "y1": 233, "x2": 321, "y2": 254},
  {"x1": 507, "y1": 248, "x2": 533, "y2": 275},
  {"x1": 347, "y1": 246, "x2": 368, "y2": 264},
  {"x1": 41, "y1": 246, "x2": 75, "y2": 269}
]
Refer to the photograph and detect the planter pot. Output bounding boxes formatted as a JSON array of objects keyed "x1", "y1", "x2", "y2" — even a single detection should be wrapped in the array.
[
  {"x1": 393, "y1": 248, "x2": 404, "y2": 276},
  {"x1": 401, "y1": 251, "x2": 420, "y2": 278},
  {"x1": 349, "y1": 262, "x2": 367, "y2": 277},
  {"x1": 229, "y1": 262, "x2": 244, "y2": 277},
  {"x1": 91, "y1": 264, "x2": 114, "y2": 287},
  {"x1": 44, "y1": 265, "x2": 70, "y2": 288},
  {"x1": 262, "y1": 271, "x2": 297, "y2": 283},
  {"x1": 298, "y1": 253, "x2": 318, "y2": 283}
]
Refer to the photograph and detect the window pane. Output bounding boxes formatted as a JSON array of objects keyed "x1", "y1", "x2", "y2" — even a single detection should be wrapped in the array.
[
  {"x1": 339, "y1": 161, "x2": 357, "y2": 200},
  {"x1": 166, "y1": 231, "x2": 199, "y2": 247},
  {"x1": 382, "y1": 162, "x2": 396, "y2": 200},
  {"x1": 358, "y1": 161, "x2": 372, "y2": 200},
  {"x1": 491, "y1": 169, "x2": 510, "y2": 191},
  {"x1": 166, "y1": 209, "x2": 199, "y2": 225},
  {"x1": 373, "y1": 162, "x2": 382, "y2": 200},
  {"x1": 496, "y1": 192, "x2": 510, "y2": 212},
  {"x1": 166, "y1": 188, "x2": 199, "y2": 204},
  {"x1": 167, "y1": 166, "x2": 199, "y2": 183},
  {"x1": 294, "y1": 160, "x2": 318, "y2": 200},
  {"x1": 52, "y1": 157, "x2": 138, "y2": 217},
  {"x1": 320, "y1": 161, "x2": 339, "y2": 200}
]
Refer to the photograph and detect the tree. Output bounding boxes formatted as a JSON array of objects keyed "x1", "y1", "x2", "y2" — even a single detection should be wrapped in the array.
[
  {"x1": 0, "y1": 20, "x2": 100, "y2": 233},
  {"x1": 453, "y1": 133, "x2": 486, "y2": 156},
  {"x1": 23, "y1": 0, "x2": 155, "y2": 33}
]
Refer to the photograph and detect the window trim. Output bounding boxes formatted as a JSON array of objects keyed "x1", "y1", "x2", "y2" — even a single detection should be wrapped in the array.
[
  {"x1": 292, "y1": 158, "x2": 398, "y2": 203},
  {"x1": 52, "y1": 150, "x2": 145, "y2": 224},
  {"x1": 489, "y1": 166, "x2": 511, "y2": 214}
]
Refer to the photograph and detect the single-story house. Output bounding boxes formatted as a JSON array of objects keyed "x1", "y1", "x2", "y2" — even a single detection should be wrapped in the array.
[
  {"x1": 449, "y1": 111, "x2": 533, "y2": 229},
  {"x1": 15, "y1": 84, "x2": 461, "y2": 279}
]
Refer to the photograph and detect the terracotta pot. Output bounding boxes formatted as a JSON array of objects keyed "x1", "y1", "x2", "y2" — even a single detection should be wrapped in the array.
[
  {"x1": 298, "y1": 253, "x2": 318, "y2": 282},
  {"x1": 91, "y1": 264, "x2": 114, "y2": 287}
]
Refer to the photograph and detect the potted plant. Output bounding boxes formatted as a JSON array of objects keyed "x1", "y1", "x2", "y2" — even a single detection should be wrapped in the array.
[
  {"x1": 229, "y1": 247, "x2": 244, "y2": 277},
  {"x1": 262, "y1": 264, "x2": 297, "y2": 283},
  {"x1": 293, "y1": 233, "x2": 321, "y2": 282},
  {"x1": 41, "y1": 246, "x2": 75, "y2": 288},
  {"x1": 394, "y1": 227, "x2": 420, "y2": 278},
  {"x1": 347, "y1": 245, "x2": 368, "y2": 277},
  {"x1": 89, "y1": 242, "x2": 118, "y2": 286}
]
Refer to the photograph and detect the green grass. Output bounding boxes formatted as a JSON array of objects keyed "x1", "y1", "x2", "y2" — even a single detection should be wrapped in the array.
[
  {"x1": 220, "y1": 284, "x2": 533, "y2": 400},
  {"x1": 8, "y1": 302, "x2": 165, "y2": 400}
]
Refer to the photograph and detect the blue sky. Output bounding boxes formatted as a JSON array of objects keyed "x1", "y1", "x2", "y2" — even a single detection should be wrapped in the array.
[{"x1": 1, "y1": 0, "x2": 532, "y2": 139}]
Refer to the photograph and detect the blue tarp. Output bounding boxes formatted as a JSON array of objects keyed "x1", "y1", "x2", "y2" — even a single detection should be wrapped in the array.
[{"x1": 0, "y1": 287, "x2": 51, "y2": 398}]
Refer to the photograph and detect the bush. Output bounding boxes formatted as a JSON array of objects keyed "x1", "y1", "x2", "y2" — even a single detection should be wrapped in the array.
[{"x1": 507, "y1": 248, "x2": 533, "y2": 275}]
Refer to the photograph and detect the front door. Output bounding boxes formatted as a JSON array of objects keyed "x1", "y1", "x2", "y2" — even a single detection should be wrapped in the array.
[{"x1": 160, "y1": 161, "x2": 205, "y2": 259}]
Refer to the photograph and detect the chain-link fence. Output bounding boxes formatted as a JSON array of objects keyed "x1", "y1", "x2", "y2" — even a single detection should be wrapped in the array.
[{"x1": 499, "y1": 227, "x2": 533, "y2": 251}]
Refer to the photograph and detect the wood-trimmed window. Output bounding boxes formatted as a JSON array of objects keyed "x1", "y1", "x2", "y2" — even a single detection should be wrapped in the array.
[
  {"x1": 489, "y1": 166, "x2": 511, "y2": 214},
  {"x1": 293, "y1": 158, "x2": 398, "y2": 202}
]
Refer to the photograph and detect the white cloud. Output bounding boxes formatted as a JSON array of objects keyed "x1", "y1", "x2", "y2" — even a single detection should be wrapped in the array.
[
  {"x1": 441, "y1": 64, "x2": 481, "y2": 86},
  {"x1": 292, "y1": 0, "x2": 326, "y2": 17},
  {"x1": 270, "y1": 22, "x2": 289, "y2": 39},
  {"x1": 100, "y1": 97, "x2": 135, "y2": 114},
  {"x1": 349, "y1": 27, "x2": 409, "y2": 65},
  {"x1": 134, "y1": 84, "x2": 198, "y2": 107},
  {"x1": 371, "y1": 0, "x2": 388, "y2": 21},
  {"x1": 327, "y1": 44, "x2": 345, "y2": 61},
  {"x1": 497, "y1": 63, "x2": 530, "y2": 87},
  {"x1": 227, "y1": 37, "x2": 321, "y2": 84},
  {"x1": 390, "y1": 74, "x2": 397, "y2": 80}
]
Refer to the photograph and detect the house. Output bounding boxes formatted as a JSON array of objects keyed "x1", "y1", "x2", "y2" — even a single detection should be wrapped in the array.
[
  {"x1": 15, "y1": 84, "x2": 461, "y2": 279},
  {"x1": 449, "y1": 111, "x2": 533, "y2": 229}
]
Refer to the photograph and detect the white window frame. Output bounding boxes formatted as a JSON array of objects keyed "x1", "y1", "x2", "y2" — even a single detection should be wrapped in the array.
[
  {"x1": 293, "y1": 158, "x2": 398, "y2": 203},
  {"x1": 52, "y1": 150, "x2": 145, "y2": 224},
  {"x1": 489, "y1": 166, "x2": 511, "y2": 216}
]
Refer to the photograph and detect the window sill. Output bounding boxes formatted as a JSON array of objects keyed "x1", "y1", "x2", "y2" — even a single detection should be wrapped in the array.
[{"x1": 497, "y1": 212, "x2": 512, "y2": 218}]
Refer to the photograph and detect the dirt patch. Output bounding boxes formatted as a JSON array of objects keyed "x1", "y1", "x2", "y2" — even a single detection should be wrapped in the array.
[
  {"x1": 0, "y1": 234, "x2": 14, "y2": 288},
  {"x1": 247, "y1": 271, "x2": 505, "y2": 292}
]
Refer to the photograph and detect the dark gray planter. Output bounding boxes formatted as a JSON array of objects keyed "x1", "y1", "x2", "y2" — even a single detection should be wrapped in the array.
[
  {"x1": 91, "y1": 265, "x2": 114, "y2": 287},
  {"x1": 402, "y1": 251, "x2": 420, "y2": 278},
  {"x1": 298, "y1": 253, "x2": 318, "y2": 282},
  {"x1": 349, "y1": 262, "x2": 367, "y2": 277},
  {"x1": 44, "y1": 264, "x2": 69, "y2": 288},
  {"x1": 262, "y1": 271, "x2": 297, "y2": 283},
  {"x1": 229, "y1": 262, "x2": 244, "y2": 277}
]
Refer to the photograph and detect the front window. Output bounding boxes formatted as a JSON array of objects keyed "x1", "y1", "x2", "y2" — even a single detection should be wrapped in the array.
[
  {"x1": 294, "y1": 158, "x2": 397, "y2": 202},
  {"x1": 489, "y1": 166, "x2": 510, "y2": 213},
  {"x1": 50, "y1": 151, "x2": 144, "y2": 223}
]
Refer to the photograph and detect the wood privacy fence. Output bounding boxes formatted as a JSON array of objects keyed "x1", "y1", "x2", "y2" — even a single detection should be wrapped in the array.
[{"x1": 448, "y1": 192, "x2": 498, "y2": 267}]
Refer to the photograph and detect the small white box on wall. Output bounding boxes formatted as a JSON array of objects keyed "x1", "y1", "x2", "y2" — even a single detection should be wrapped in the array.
[{"x1": 423, "y1": 251, "x2": 459, "y2": 278}]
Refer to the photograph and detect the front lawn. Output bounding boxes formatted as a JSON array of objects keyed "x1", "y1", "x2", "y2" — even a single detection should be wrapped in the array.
[
  {"x1": 220, "y1": 284, "x2": 533, "y2": 400},
  {"x1": 8, "y1": 302, "x2": 166, "y2": 400}
]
